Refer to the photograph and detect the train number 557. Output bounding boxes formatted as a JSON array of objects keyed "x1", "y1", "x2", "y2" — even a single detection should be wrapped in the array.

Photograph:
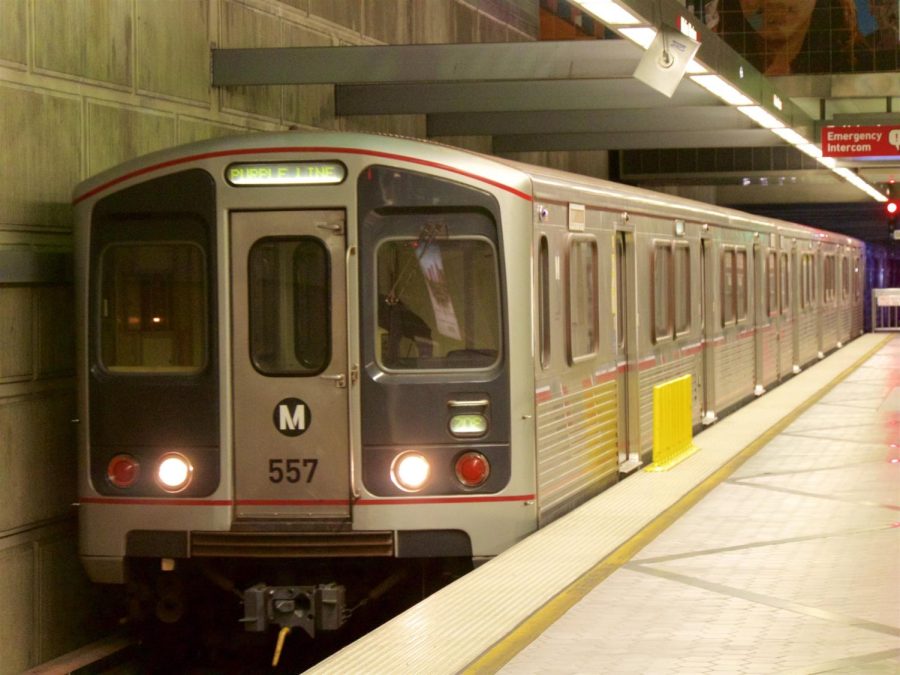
[{"x1": 268, "y1": 458, "x2": 318, "y2": 484}]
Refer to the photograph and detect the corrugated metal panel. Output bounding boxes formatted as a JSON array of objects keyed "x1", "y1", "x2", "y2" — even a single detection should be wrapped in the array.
[
  {"x1": 536, "y1": 380, "x2": 618, "y2": 521},
  {"x1": 714, "y1": 334, "x2": 754, "y2": 410},
  {"x1": 798, "y1": 312, "x2": 818, "y2": 364}
]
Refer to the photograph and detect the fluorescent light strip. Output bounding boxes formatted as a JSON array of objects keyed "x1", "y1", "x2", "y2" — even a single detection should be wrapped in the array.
[
  {"x1": 797, "y1": 143, "x2": 823, "y2": 158},
  {"x1": 690, "y1": 74, "x2": 753, "y2": 106},
  {"x1": 771, "y1": 127, "x2": 808, "y2": 145},
  {"x1": 619, "y1": 26, "x2": 657, "y2": 48},
  {"x1": 576, "y1": 0, "x2": 642, "y2": 25},
  {"x1": 737, "y1": 105, "x2": 785, "y2": 129}
]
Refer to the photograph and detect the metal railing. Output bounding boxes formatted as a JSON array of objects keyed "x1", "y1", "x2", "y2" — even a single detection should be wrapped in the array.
[{"x1": 872, "y1": 289, "x2": 900, "y2": 331}]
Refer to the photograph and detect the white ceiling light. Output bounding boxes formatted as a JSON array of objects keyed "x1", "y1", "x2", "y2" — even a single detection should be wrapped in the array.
[
  {"x1": 619, "y1": 26, "x2": 657, "y2": 49},
  {"x1": 797, "y1": 143, "x2": 823, "y2": 158},
  {"x1": 690, "y1": 74, "x2": 753, "y2": 106},
  {"x1": 771, "y1": 127, "x2": 808, "y2": 145},
  {"x1": 737, "y1": 105, "x2": 785, "y2": 129},
  {"x1": 576, "y1": 0, "x2": 642, "y2": 25}
]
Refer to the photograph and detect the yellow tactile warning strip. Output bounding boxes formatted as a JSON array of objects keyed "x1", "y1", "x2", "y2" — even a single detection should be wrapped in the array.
[{"x1": 464, "y1": 334, "x2": 894, "y2": 674}]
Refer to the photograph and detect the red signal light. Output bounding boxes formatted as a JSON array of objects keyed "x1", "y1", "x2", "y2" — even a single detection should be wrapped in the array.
[{"x1": 887, "y1": 200, "x2": 899, "y2": 216}]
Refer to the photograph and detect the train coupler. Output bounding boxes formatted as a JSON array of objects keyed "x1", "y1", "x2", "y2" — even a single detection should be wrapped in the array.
[{"x1": 241, "y1": 583, "x2": 346, "y2": 638}]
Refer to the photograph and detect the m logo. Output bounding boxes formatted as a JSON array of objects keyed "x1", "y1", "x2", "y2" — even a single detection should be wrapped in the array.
[{"x1": 273, "y1": 398, "x2": 311, "y2": 437}]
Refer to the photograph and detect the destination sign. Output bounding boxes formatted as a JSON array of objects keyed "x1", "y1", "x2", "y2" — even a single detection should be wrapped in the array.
[{"x1": 226, "y1": 161, "x2": 346, "y2": 186}]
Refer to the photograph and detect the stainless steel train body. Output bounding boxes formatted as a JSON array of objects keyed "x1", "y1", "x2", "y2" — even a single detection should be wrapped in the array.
[{"x1": 74, "y1": 132, "x2": 864, "y2": 635}]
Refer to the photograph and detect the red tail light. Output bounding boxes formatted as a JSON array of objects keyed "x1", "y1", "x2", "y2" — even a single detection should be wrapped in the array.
[
  {"x1": 455, "y1": 451, "x2": 491, "y2": 488},
  {"x1": 107, "y1": 454, "x2": 140, "y2": 488}
]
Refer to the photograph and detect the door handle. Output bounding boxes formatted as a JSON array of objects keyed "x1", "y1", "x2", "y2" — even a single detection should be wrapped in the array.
[{"x1": 320, "y1": 373, "x2": 346, "y2": 388}]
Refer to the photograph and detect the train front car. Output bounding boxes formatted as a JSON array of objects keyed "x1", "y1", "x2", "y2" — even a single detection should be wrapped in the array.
[{"x1": 73, "y1": 132, "x2": 538, "y2": 640}]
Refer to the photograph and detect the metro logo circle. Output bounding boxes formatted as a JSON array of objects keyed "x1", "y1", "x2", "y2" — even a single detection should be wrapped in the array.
[{"x1": 273, "y1": 398, "x2": 311, "y2": 437}]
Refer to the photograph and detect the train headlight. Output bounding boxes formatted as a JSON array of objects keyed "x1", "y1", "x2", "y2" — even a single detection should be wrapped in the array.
[
  {"x1": 449, "y1": 414, "x2": 487, "y2": 438},
  {"x1": 107, "y1": 454, "x2": 140, "y2": 489},
  {"x1": 391, "y1": 452, "x2": 430, "y2": 492},
  {"x1": 454, "y1": 451, "x2": 491, "y2": 488},
  {"x1": 156, "y1": 453, "x2": 193, "y2": 492}
]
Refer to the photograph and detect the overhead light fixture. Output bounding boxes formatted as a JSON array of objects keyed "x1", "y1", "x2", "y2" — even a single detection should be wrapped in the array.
[
  {"x1": 684, "y1": 59, "x2": 708, "y2": 75},
  {"x1": 619, "y1": 26, "x2": 657, "y2": 49},
  {"x1": 690, "y1": 74, "x2": 753, "y2": 106},
  {"x1": 737, "y1": 105, "x2": 785, "y2": 129},
  {"x1": 771, "y1": 127, "x2": 808, "y2": 145},
  {"x1": 797, "y1": 143, "x2": 823, "y2": 158},
  {"x1": 816, "y1": 156, "x2": 837, "y2": 169},
  {"x1": 577, "y1": 0, "x2": 642, "y2": 25}
]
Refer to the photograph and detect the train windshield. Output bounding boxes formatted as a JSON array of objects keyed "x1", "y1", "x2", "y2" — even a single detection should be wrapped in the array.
[
  {"x1": 376, "y1": 232, "x2": 500, "y2": 370},
  {"x1": 99, "y1": 242, "x2": 207, "y2": 373}
]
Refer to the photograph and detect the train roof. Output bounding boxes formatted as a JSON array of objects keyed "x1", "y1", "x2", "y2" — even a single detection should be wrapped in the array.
[{"x1": 73, "y1": 130, "x2": 863, "y2": 249}]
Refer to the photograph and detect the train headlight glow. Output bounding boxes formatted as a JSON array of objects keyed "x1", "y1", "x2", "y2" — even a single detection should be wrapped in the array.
[
  {"x1": 449, "y1": 414, "x2": 487, "y2": 438},
  {"x1": 391, "y1": 452, "x2": 430, "y2": 492},
  {"x1": 455, "y1": 451, "x2": 491, "y2": 488},
  {"x1": 156, "y1": 453, "x2": 193, "y2": 492},
  {"x1": 107, "y1": 454, "x2": 140, "y2": 489}
]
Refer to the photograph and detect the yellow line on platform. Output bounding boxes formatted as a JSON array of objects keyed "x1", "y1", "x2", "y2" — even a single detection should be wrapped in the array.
[{"x1": 464, "y1": 335, "x2": 893, "y2": 675}]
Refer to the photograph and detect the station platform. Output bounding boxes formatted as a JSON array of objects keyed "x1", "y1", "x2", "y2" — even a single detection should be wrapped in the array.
[{"x1": 309, "y1": 333, "x2": 899, "y2": 674}]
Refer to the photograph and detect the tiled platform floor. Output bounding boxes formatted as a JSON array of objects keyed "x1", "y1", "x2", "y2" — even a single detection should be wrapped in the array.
[{"x1": 501, "y1": 336, "x2": 899, "y2": 674}]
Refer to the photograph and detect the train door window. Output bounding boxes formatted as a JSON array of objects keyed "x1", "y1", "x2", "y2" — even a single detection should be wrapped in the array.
[
  {"x1": 809, "y1": 254, "x2": 817, "y2": 308},
  {"x1": 767, "y1": 251, "x2": 778, "y2": 317},
  {"x1": 721, "y1": 247, "x2": 735, "y2": 326},
  {"x1": 99, "y1": 242, "x2": 207, "y2": 373},
  {"x1": 376, "y1": 236, "x2": 501, "y2": 370},
  {"x1": 853, "y1": 255, "x2": 861, "y2": 301},
  {"x1": 735, "y1": 248, "x2": 747, "y2": 322},
  {"x1": 780, "y1": 252, "x2": 790, "y2": 315},
  {"x1": 569, "y1": 237, "x2": 598, "y2": 360},
  {"x1": 616, "y1": 235, "x2": 626, "y2": 350},
  {"x1": 674, "y1": 243, "x2": 691, "y2": 335},
  {"x1": 653, "y1": 241, "x2": 672, "y2": 341},
  {"x1": 800, "y1": 254, "x2": 809, "y2": 311},
  {"x1": 824, "y1": 255, "x2": 836, "y2": 304},
  {"x1": 539, "y1": 235, "x2": 551, "y2": 369},
  {"x1": 841, "y1": 256, "x2": 850, "y2": 301},
  {"x1": 249, "y1": 237, "x2": 330, "y2": 375}
]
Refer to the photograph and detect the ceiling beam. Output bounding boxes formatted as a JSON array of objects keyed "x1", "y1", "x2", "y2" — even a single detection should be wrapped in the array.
[
  {"x1": 335, "y1": 79, "x2": 714, "y2": 115},
  {"x1": 212, "y1": 40, "x2": 644, "y2": 86},
  {"x1": 427, "y1": 106, "x2": 753, "y2": 136},
  {"x1": 492, "y1": 129, "x2": 782, "y2": 152}
]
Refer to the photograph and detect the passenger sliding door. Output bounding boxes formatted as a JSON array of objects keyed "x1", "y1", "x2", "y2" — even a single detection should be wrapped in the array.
[{"x1": 230, "y1": 210, "x2": 351, "y2": 520}]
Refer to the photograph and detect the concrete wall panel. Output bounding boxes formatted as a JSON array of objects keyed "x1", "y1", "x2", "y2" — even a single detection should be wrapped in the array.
[
  {"x1": 283, "y1": 23, "x2": 336, "y2": 128},
  {"x1": 410, "y1": 0, "x2": 454, "y2": 43},
  {"x1": 0, "y1": 543, "x2": 35, "y2": 675},
  {"x1": 0, "y1": 0, "x2": 27, "y2": 66},
  {"x1": 137, "y1": 0, "x2": 210, "y2": 102},
  {"x1": 0, "y1": 86, "x2": 81, "y2": 229},
  {"x1": 37, "y1": 532, "x2": 98, "y2": 660},
  {"x1": 34, "y1": 0, "x2": 131, "y2": 86},
  {"x1": 221, "y1": 1, "x2": 283, "y2": 119},
  {"x1": 87, "y1": 102, "x2": 176, "y2": 176},
  {"x1": 178, "y1": 117, "x2": 247, "y2": 144},
  {"x1": 36, "y1": 286, "x2": 75, "y2": 378},
  {"x1": 363, "y1": 0, "x2": 410, "y2": 44},
  {"x1": 0, "y1": 392, "x2": 76, "y2": 534},
  {"x1": 0, "y1": 287, "x2": 33, "y2": 381},
  {"x1": 309, "y1": 0, "x2": 362, "y2": 33}
]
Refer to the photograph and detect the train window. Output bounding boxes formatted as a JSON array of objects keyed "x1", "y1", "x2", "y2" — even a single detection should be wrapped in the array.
[
  {"x1": 800, "y1": 255, "x2": 809, "y2": 311},
  {"x1": 721, "y1": 247, "x2": 735, "y2": 326},
  {"x1": 616, "y1": 235, "x2": 626, "y2": 350},
  {"x1": 99, "y1": 243, "x2": 207, "y2": 373},
  {"x1": 539, "y1": 236, "x2": 551, "y2": 368},
  {"x1": 841, "y1": 256, "x2": 850, "y2": 300},
  {"x1": 824, "y1": 255, "x2": 836, "y2": 304},
  {"x1": 780, "y1": 252, "x2": 790, "y2": 314},
  {"x1": 653, "y1": 242, "x2": 672, "y2": 341},
  {"x1": 735, "y1": 248, "x2": 747, "y2": 322},
  {"x1": 569, "y1": 237, "x2": 598, "y2": 360},
  {"x1": 376, "y1": 236, "x2": 500, "y2": 370},
  {"x1": 767, "y1": 252, "x2": 778, "y2": 317},
  {"x1": 674, "y1": 243, "x2": 691, "y2": 335},
  {"x1": 249, "y1": 237, "x2": 330, "y2": 375}
]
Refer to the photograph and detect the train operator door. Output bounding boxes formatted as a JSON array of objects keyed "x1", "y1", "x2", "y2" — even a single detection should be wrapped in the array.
[{"x1": 230, "y1": 210, "x2": 351, "y2": 520}]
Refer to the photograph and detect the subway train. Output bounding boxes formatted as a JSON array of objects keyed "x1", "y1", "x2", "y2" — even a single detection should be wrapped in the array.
[{"x1": 73, "y1": 132, "x2": 865, "y2": 639}]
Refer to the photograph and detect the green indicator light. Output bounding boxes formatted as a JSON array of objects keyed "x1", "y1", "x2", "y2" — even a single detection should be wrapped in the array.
[{"x1": 449, "y1": 414, "x2": 487, "y2": 437}]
